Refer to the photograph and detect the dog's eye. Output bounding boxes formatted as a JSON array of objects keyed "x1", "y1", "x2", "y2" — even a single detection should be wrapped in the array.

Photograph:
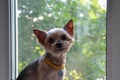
[
  {"x1": 48, "y1": 38, "x2": 55, "y2": 43},
  {"x1": 61, "y1": 35, "x2": 66, "y2": 40}
]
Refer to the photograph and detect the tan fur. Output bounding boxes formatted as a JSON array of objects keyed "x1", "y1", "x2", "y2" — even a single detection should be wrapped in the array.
[{"x1": 17, "y1": 19, "x2": 74, "y2": 80}]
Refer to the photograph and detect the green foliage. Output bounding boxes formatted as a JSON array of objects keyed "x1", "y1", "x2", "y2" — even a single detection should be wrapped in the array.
[{"x1": 18, "y1": 0, "x2": 106, "y2": 80}]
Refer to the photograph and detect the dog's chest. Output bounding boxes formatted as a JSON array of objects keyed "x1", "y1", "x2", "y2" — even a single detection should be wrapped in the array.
[
  {"x1": 45, "y1": 69, "x2": 64, "y2": 80},
  {"x1": 38, "y1": 59, "x2": 65, "y2": 80}
]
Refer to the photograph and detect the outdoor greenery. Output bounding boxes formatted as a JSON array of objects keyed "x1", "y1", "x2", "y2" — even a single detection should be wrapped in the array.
[{"x1": 17, "y1": 0, "x2": 106, "y2": 80}]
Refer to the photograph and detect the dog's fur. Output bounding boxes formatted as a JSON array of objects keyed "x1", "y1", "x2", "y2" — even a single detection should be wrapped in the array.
[{"x1": 17, "y1": 19, "x2": 74, "y2": 80}]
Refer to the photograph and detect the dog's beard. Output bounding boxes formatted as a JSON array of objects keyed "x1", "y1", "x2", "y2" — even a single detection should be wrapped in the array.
[
  {"x1": 50, "y1": 52, "x2": 67, "y2": 59},
  {"x1": 45, "y1": 48, "x2": 67, "y2": 57}
]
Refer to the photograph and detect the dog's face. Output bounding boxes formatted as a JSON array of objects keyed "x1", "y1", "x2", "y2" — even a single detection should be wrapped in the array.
[{"x1": 33, "y1": 19, "x2": 74, "y2": 58}]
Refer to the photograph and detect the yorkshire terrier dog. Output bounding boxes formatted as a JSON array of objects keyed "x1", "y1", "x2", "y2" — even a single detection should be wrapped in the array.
[{"x1": 17, "y1": 19, "x2": 74, "y2": 80}]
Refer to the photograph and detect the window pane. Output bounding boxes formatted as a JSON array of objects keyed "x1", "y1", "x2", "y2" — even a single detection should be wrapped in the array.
[{"x1": 17, "y1": 0, "x2": 106, "y2": 80}]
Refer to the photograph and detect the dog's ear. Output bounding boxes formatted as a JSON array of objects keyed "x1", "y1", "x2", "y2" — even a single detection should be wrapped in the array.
[
  {"x1": 64, "y1": 19, "x2": 74, "y2": 36},
  {"x1": 33, "y1": 29, "x2": 47, "y2": 45}
]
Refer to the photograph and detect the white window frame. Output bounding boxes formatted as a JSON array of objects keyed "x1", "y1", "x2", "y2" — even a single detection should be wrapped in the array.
[
  {"x1": 1, "y1": 0, "x2": 120, "y2": 80},
  {"x1": 9, "y1": 0, "x2": 18, "y2": 79}
]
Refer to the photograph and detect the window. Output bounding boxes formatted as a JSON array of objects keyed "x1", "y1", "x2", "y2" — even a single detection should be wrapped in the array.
[{"x1": 14, "y1": 0, "x2": 107, "y2": 80}]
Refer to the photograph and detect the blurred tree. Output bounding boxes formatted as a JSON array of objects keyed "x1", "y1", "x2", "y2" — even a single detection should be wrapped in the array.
[{"x1": 17, "y1": 0, "x2": 106, "y2": 80}]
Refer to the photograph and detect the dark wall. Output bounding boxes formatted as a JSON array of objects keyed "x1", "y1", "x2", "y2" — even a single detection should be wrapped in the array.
[
  {"x1": 0, "y1": 0, "x2": 9, "y2": 80},
  {"x1": 107, "y1": 0, "x2": 120, "y2": 80}
]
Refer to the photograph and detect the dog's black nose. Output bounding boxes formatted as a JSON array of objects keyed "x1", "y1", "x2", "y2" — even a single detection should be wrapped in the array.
[{"x1": 56, "y1": 43, "x2": 62, "y2": 48}]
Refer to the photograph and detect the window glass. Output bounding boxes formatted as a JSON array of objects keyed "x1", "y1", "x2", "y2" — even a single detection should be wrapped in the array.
[{"x1": 17, "y1": 0, "x2": 106, "y2": 79}]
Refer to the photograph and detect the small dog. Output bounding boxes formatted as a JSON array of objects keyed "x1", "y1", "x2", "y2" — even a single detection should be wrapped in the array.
[{"x1": 17, "y1": 19, "x2": 74, "y2": 80}]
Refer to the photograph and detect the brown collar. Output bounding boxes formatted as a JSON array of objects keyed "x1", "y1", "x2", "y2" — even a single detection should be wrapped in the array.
[{"x1": 44, "y1": 52, "x2": 64, "y2": 69}]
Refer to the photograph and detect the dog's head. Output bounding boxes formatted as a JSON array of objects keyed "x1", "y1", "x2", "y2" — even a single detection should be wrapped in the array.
[{"x1": 33, "y1": 19, "x2": 74, "y2": 58}]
